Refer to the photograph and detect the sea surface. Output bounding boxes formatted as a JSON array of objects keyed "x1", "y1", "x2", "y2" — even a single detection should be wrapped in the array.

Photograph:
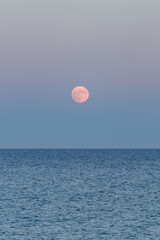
[{"x1": 0, "y1": 149, "x2": 160, "y2": 240}]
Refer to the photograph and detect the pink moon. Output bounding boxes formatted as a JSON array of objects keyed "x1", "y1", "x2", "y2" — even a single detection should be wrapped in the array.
[{"x1": 71, "y1": 86, "x2": 89, "y2": 103}]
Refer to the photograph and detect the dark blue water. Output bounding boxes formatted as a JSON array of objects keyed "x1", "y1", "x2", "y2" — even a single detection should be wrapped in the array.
[{"x1": 0, "y1": 149, "x2": 159, "y2": 239}]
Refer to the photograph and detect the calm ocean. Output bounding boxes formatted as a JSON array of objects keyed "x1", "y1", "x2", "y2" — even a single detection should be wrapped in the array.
[{"x1": 0, "y1": 149, "x2": 159, "y2": 239}]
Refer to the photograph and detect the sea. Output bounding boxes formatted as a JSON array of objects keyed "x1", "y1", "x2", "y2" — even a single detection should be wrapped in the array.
[{"x1": 0, "y1": 149, "x2": 159, "y2": 240}]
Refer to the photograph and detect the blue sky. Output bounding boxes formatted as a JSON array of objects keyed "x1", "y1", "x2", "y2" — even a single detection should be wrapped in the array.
[{"x1": 0, "y1": 0, "x2": 160, "y2": 148}]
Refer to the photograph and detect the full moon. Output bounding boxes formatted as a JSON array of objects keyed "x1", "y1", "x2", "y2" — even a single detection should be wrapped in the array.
[{"x1": 72, "y1": 86, "x2": 89, "y2": 103}]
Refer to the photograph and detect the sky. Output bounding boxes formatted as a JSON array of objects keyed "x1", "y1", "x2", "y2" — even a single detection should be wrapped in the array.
[{"x1": 0, "y1": 0, "x2": 160, "y2": 148}]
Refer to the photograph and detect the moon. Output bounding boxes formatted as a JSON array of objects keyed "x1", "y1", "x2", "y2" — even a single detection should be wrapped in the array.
[{"x1": 72, "y1": 86, "x2": 89, "y2": 103}]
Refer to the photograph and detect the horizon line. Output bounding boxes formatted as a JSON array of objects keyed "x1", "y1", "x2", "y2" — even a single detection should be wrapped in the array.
[{"x1": 0, "y1": 147, "x2": 160, "y2": 150}]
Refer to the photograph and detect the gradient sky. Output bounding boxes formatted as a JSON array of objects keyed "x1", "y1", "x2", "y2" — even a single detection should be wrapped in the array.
[{"x1": 0, "y1": 0, "x2": 160, "y2": 148}]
